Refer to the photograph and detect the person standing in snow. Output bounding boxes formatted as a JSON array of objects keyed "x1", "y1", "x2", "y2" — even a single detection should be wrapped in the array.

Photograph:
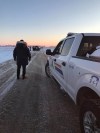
[{"x1": 13, "y1": 40, "x2": 31, "y2": 79}]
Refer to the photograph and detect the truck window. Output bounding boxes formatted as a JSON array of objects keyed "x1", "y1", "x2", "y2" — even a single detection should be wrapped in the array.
[
  {"x1": 77, "y1": 36, "x2": 100, "y2": 57},
  {"x1": 52, "y1": 40, "x2": 64, "y2": 55},
  {"x1": 61, "y1": 38, "x2": 74, "y2": 56}
]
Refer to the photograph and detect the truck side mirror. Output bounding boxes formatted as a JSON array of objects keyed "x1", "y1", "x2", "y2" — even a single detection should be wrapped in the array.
[{"x1": 46, "y1": 49, "x2": 52, "y2": 55}]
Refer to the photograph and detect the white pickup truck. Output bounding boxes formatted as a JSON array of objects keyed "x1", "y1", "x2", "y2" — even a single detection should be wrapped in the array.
[{"x1": 45, "y1": 33, "x2": 100, "y2": 133}]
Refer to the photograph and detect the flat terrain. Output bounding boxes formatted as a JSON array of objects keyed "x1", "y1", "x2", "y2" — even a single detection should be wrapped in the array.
[{"x1": 0, "y1": 52, "x2": 81, "y2": 133}]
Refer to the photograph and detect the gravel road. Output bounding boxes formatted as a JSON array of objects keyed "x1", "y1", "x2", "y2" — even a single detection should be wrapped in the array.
[{"x1": 0, "y1": 52, "x2": 81, "y2": 133}]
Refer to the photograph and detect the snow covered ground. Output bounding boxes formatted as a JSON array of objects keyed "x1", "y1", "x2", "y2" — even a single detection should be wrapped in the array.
[
  {"x1": 0, "y1": 46, "x2": 14, "y2": 63},
  {"x1": 0, "y1": 46, "x2": 55, "y2": 64},
  {"x1": 0, "y1": 48, "x2": 36, "y2": 101}
]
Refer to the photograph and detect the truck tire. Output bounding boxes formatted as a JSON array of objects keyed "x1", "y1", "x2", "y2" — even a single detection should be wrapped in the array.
[
  {"x1": 45, "y1": 63, "x2": 51, "y2": 78},
  {"x1": 80, "y1": 99, "x2": 100, "y2": 133}
]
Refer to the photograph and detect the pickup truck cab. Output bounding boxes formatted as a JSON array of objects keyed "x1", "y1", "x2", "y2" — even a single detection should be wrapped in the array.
[{"x1": 45, "y1": 33, "x2": 100, "y2": 133}]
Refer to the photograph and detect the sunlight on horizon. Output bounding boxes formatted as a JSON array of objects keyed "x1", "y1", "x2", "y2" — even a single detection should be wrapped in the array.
[{"x1": 1, "y1": 0, "x2": 100, "y2": 46}]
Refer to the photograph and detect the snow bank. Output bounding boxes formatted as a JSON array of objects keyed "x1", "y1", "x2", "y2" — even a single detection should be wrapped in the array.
[{"x1": 0, "y1": 46, "x2": 14, "y2": 63}]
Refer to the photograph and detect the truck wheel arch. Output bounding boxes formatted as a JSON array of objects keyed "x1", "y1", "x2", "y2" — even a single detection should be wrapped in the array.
[{"x1": 76, "y1": 87, "x2": 99, "y2": 106}]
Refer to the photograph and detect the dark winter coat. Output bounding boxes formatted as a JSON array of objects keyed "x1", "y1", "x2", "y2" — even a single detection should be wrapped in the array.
[{"x1": 13, "y1": 42, "x2": 31, "y2": 66}]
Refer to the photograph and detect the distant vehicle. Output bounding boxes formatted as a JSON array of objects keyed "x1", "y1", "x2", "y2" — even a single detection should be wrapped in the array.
[
  {"x1": 32, "y1": 46, "x2": 40, "y2": 51},
  {"x1": 45, "y1": 33, "x2": 100, "y2": 133}
]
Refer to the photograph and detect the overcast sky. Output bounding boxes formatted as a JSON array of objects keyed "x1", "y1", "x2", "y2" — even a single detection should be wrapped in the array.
[{"x1": 0, "y1": 0, "x2": 100, "y2": 46}]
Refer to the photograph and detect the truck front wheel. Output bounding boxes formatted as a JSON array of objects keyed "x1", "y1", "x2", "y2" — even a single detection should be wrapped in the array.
[
  {"x1": 45, "y1": 63, "x2": 51, "y2": 78},
  {"x1": 80, "y1": 99, "x2": 100, "y2": 133}
]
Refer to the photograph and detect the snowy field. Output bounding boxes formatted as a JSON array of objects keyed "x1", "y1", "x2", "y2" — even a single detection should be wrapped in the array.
[
  {"x1": 0, "y1": 46, "x2": 14, "y2": 63},
  {"x1": 0, "y1": 46, "x2": 54, "y2": 63},
  {"x1": 0, "y1": 46, "x2": 55, "y2": 64}
]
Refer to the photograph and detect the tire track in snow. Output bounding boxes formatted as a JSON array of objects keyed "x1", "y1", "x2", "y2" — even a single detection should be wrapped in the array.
[{"x1": 0, "y1": 73, "x2": 16, "y2": 101}]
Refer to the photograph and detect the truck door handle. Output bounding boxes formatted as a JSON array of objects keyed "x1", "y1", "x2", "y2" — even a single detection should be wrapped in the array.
[
  {"x1": 54, "y1": 59, "x2": 56, "y2": 62},
  {"x1": 62, "y1": 62, "x2": 66, "y2": 66}
]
